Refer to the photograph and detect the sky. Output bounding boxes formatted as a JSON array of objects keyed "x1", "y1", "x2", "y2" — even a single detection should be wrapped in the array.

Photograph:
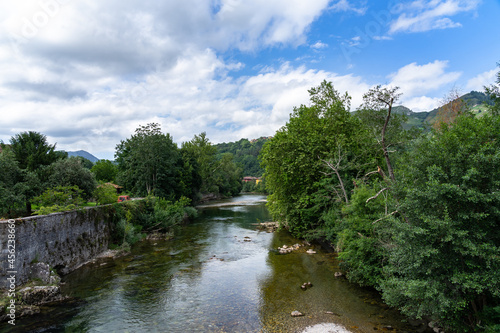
[{"x1": 1, "y1": 0, "x2": 499, "y2": 160}]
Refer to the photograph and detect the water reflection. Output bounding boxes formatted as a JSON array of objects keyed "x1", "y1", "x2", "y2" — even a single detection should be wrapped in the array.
[{"x1": 1, "y1": 195, "x2": 429, "y2": 333}]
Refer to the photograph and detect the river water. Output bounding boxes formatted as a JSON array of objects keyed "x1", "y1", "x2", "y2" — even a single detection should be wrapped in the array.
[{"x1": 3, "y1": 194, "x2": 429, "y2": 333}]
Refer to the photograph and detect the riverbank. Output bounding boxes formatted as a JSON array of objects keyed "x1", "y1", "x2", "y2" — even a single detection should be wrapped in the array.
[{"x1": 1, "y1": 195, "x2": 432, "y2": 332}]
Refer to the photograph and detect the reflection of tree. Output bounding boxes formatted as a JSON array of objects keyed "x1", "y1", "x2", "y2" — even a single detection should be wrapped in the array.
[{"x1": 257, "y1": 231, "x2": 422, "y2": 332}]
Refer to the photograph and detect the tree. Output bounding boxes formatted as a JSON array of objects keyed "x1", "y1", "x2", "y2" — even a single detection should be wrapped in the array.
[
  {"x1": 0, "y1": 150, "x2": 28, "y2": 217},
  {"x1": 433, "y1": 87, "x2": 468, "y2": 130},
  {"x1": 75, "y1": 156, "x2": 94, "y2": 169},
  {"x1": 381, "y1": 114, "x2": 500, "y2": 331},
  {"x1": 91, "y1": 159, "x2": 118, "y2": 183},
  {"x1": 178, "y1": 147, "x2": 203, "y2": 202},
  {"x1": 260, "y1": 81, "x2": 369, "y2": 236},
  {"x1": 9, "y1": 131, "x2": 60, "y2": 171},
  {"x1": 47, "y1": 157, "x2": 97, "y2": 200},
  {"x1": 214, "y1": 153, "x2": 243, "y2": 196},
  {"x1": 485, "y1": 62, "x2": 500, "y2": 116},
  {"x1": 182, "y1": 132, "x2": 219, "y2": 194},
  {"x1": 94, "y1": 183, "x2": 119, "y2": 205},
  {"x1": 359, "y1": 85, "x2": 402, "y2": 182},
  {"x1": 115, "y1": 123, "x2": 181, "y2": 198}
]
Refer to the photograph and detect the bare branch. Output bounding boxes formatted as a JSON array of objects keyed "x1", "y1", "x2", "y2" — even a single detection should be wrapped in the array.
[
  {"x1": 365, "y1": 170, "x2": 380, "y2": 177},
  {"x1": 372, "y1": 210, "x2": 398, "y2": 224},
  {"x1": 366, "y1": 187, "x2": 388, "y2": 203},
  {"x1": 320, "y1": 155, "x2": 349, "y2": 204}
]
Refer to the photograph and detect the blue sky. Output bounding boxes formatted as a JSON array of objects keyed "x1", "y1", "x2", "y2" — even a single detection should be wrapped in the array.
[{"x1": 1, "y1": 0, "x2": 499, "y2": 160}]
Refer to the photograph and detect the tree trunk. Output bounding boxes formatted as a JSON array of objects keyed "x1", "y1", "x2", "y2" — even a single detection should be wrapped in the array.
[{"x1": 381, "y1": 98, "x2": 396, "y2": 182}]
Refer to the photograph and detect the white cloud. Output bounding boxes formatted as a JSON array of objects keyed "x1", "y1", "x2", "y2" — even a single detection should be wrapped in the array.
[
  {"x1": 311, "y1": 41, "x2": 328, "y2": 49},
  {"x1": 373, "y1": 35, "x2": 393, "y2": 41},
  {"x1": 388, "y1": 60, "x2": 462, "y2": 97},
  {"x1": 466, "y1": 68, "x2": 498, "y2": 91},
  {"x1": 329, "y1": 0, "x2": 367, "y2": 15},
  {"x1": 389, "y1": 0, "x2": 480, "y2": 33},
  {"x1": 402, "y1": 96, "x2": 442, "y2": 111},
  {"x1": 0, "y1": 0, "x2": 336, "y2": 158}
]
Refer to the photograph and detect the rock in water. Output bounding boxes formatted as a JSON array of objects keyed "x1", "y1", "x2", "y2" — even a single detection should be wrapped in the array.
[{"x1": 291, "y1": 310, "x2": 304, "y2": 317}]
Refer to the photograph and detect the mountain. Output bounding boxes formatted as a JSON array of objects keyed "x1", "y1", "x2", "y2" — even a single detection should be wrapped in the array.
[
  {"x1": 400, "y1": 91, "x2": 492, "y2": 130},
  {"x1": 65, "y1": 150, "x2": 99, "y2": 163}
]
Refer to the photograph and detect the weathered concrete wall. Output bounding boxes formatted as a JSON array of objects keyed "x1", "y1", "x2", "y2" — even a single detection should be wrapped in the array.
[{"x1": 0, "y1": 206, "x2": 111, "y2": 288}]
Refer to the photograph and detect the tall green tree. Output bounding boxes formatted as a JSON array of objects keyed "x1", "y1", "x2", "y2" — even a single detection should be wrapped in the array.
[
  {"x1": 9, "y1": 131, "x2": 60, "y2": 171},
  {"x1": 47, "y1": 157, "x2": 97, "y2": 200},
  {"x1": 260, "y1": 81, "x2": 370, "y2": 236},
  {"x1": 178, "y1": 148, "x2": 203, "y2": 201},
  {"x1": 115, "y1": 123, "x2": 181, "y2": 198},
  {"x1": 381, "y1": 114, "x2": 500, "y2": 331},
  {"x1": 91, "y1": 159, "x2": 118, "y2": 183},
  {"x1": 214, "y1": 153, "x2": 243, "y2": 196},
  {"x1": 0, "y1": 150, "x2": 29, "y2": 217},
  {"x1": 181, "y1": 132, "x2": 220, "y2": 194}
]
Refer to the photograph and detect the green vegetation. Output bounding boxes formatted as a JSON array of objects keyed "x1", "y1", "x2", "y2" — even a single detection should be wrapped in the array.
[
  {"x1": 32, "y1": 185, "x2": 85, "y2": 215},
  {"x1": 215, "y1": 137, "x2": 270, "y2": 177},
  {"x1": 1, "y1": 123, "x2": 243, "y2": 219},
  {"x1": 182, "y1": 132, "x2": 242, "y2": 197},
  {"x1": 91, "y1": 159, "x2": 118, "y2": 183},
  {"x1": 109, "y1": 196, "x2": 197, "y2": 248},
  {"x1": 93, "y1": 183, "x2": 119, "y2": 205},
  {"x1": 115, "y1": 123, "x2": 181, "y2": 199},
  {"x1": 382, "y1": 114, "x2": 500, "y2": 331},
  {"x1": 260, "y1": 64, "x2": 500, "y2": 332}
]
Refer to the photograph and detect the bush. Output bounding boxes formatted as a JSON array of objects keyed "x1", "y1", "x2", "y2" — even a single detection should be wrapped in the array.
[
  {"x1": 94, "y1": 183, "x2": 119, "y2": 205},
  {"x1": 32, "y1": 185, "x2": 85, "y2": 215},
  {"x1": 108, "y1": 196, "x2": 196, "y2": 247},
  {"x1": 335, "y1": 184, "x2": 387, "y2": 288}
]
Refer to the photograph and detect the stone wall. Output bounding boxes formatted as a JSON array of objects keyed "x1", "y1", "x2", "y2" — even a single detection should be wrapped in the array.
[{"x1": 0, "y1": 206, "x2": 111, "y2": 289}]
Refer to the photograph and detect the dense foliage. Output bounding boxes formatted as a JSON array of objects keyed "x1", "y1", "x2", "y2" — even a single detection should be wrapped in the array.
[
  {"x1": 47, "y1": 157, "x2": 97, "y2": 200},
  {"x1": 216, "y1": 137, "x2": 270, "y2": 177},
  {"x1": 260, "y1": 81, "x2": 378, "y2": 236},
  {"x1": 32, "y1": 185, "x2": 85, "y2": 215},
  {"x1": 115, "y1": 123, "x2": 181, "y2": 199},
  {"x1": 260, "y1": 68, "x2": 500, "y2": 331},
  {"x1": 94, "y1": 183, "x2": 119, "y2": 205},
  {"x1": 182, "y1": 132, "x2": 242, "y2": 197},
  {"x1": 108, "y1": 196, "x2": 197, "y2": 247},
  {"x1": 382, "y1": 114, "x2": 500, "y2": 331},
  {"x1": 91, "y1": 159, "x2": 118, "y2": 182}
]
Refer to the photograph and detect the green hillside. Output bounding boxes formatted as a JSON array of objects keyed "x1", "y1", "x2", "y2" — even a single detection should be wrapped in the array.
[
  {"x1": 400, "y1": 91, "x2": 493, "y2": 130},
  {"x1": 215, "y1": 137, "x2": 271, "y2": 177}
]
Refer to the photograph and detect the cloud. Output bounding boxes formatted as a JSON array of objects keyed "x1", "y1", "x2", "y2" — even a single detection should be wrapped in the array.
[
  {"x1": 0, "y1": 0, "x2": 336, "y2": 158},
  {"x1": 373, "y1": 35, "x2": 392, "y2": 41},
  {"x1": 388, "y1": 60, "x2": 462, "y2": 97},
  {"x1": 402, "y1": 96, "x2": 442, "y2": 111},
  {"x1": 466, "y1": 68, "x2": 498, "y2": 91},
  {"x1": 389, "y1": 0, "x2": 480, "y2": 33},
  {"x1": 311, "y1": 41, "x2": 328, "y2": 49},
  {"x1": 329, "y1": 0, "x2": 368, "y2": 15}
]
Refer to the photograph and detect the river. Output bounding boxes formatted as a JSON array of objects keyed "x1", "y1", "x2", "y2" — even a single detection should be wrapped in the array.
[{"x1": 2, "y1": 194, "x2": 429, "y2": 333}]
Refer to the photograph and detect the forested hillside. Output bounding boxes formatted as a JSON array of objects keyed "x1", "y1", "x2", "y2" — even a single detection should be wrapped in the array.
[
  {"x1": 215, "y1": 137, "x2": 270, "y2": 177},
  {"x1": 395, "y1": 90, "x2": 492, "y2": 130}
]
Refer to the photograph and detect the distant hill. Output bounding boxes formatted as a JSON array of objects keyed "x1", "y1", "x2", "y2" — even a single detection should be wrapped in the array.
[
  {"x1": 399, "y1": 91, "x2": 492, "y2": 130},
  {"x1": 65, "y1": 150, "x2": 99, "y2": 163},
  {"x1": 215, "y1": 137, "x2": 271, "y2": 177}
]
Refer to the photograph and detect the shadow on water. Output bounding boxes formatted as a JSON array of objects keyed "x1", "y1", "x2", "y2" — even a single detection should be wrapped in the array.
[{"x1": 1, "y1": 194, "x2": 431, "y2": 333}]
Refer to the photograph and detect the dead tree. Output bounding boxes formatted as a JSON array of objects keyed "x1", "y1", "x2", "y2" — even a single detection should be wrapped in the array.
[{"x1": 362, "y1": 85, "x2": 401, "y2": 183}]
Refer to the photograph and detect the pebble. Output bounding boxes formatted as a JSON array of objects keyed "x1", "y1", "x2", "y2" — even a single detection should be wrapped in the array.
[{"x1": 291, "y1": 310, "x2": 304, "y2": 317}]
